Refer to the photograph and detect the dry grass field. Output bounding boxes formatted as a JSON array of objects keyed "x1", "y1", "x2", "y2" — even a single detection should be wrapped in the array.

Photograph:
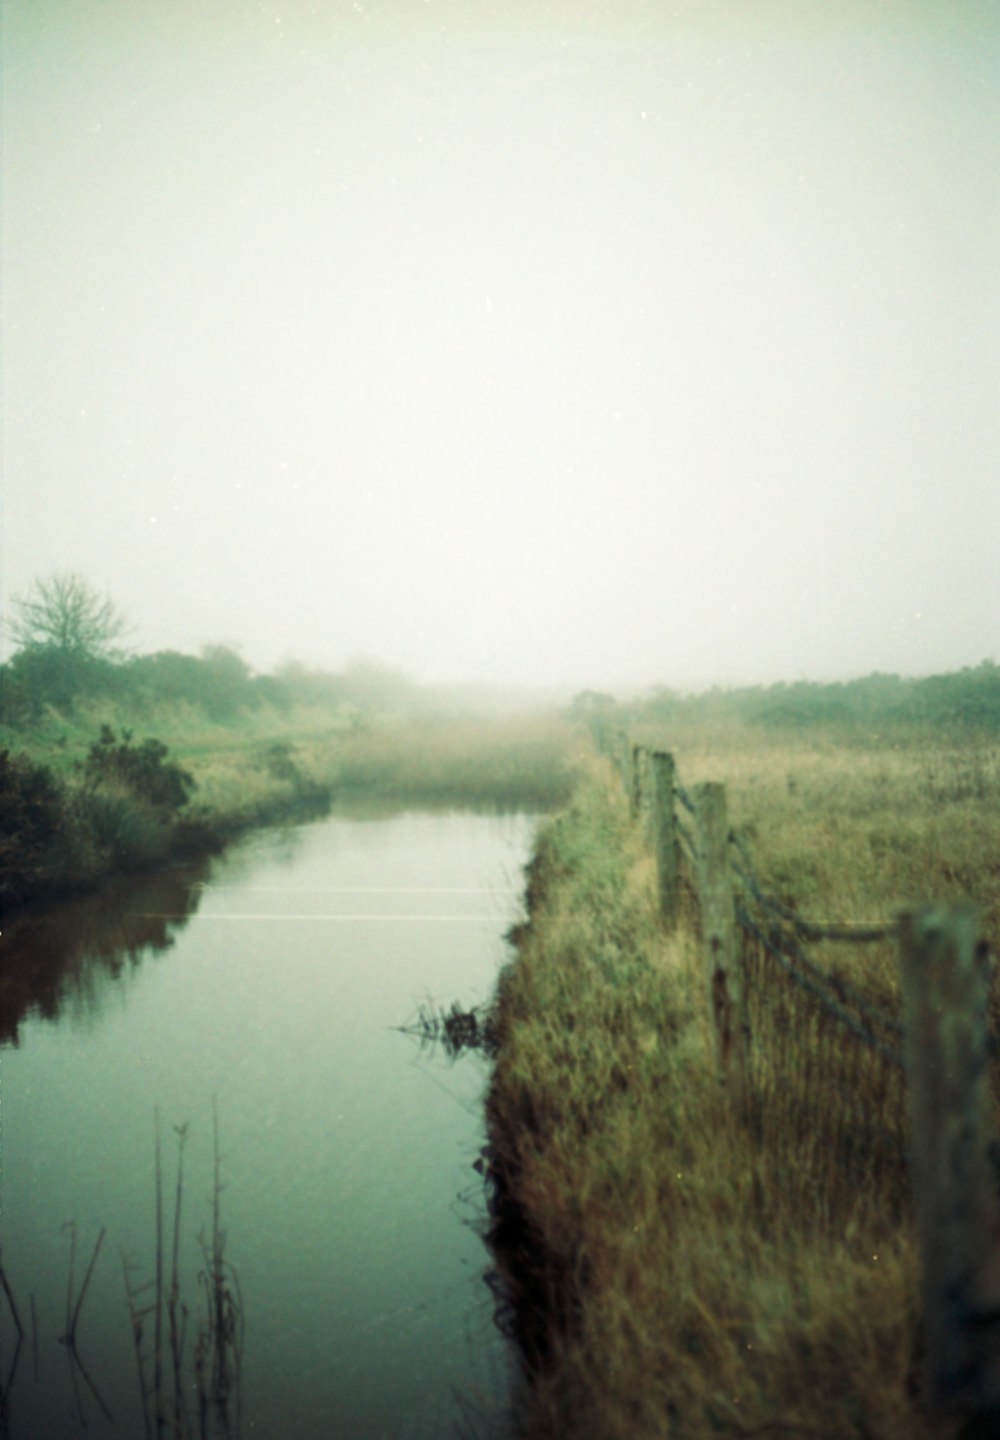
[
  {"x1": 636, "y1": 720, "x2": 1000, "y2": 942},
  {"x1": 487, "y1": 724, "x2": 1000, "y2": 1439}
]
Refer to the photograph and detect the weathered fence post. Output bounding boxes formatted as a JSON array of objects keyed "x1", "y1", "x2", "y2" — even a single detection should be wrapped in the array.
[
  {"x1": 639, "y1": 747, "x2": 657, "y2": 832},
  {"x1": 615, "y1": 731, "x2": 632, "y2": 793},
  {"x1": 899, "y1": 906, "x2": 1000, "y2": 1438},
  {"x1": 693, "y1": 782, "x2": 747, "y2": 1113},
  {"x1": 651, "y1": 751, "x2": 680, "y2": 930},
  {"x1": 630, "y1": 743, "x2": 645, "y2": 818}
]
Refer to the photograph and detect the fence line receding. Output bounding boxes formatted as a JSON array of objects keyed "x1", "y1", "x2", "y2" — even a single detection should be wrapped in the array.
[{"x1": 598, "y1": 729, "x2": 1000, "y2": 1438}]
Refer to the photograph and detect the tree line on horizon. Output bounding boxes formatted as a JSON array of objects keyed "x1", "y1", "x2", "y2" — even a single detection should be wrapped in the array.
[
  {"x1": 0, "y1": 571, "x2": 422, "y2": 727},
  {"x1": 572, "y1": 659, "x2": 1000, "y2": 737},
  {"x1": 4, "y1": 571, "x2": 998, "y2": 735}
]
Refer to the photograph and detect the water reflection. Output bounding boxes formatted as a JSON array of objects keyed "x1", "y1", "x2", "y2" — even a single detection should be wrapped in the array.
[
  {"x1": 0, "y1": 808, "x2": 534, "y2": 1439},
  {"x1": 0, "y1": 864, "x2": 208, "y2": 1044}
]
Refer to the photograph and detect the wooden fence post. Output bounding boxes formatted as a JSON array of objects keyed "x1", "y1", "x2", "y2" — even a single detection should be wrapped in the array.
[
  {"x1": 615, "y1": 732, "x2": 632, "y2": 793},
  {"x1": 693, "y1": 782, "x2": 747, "y2": 1113},
  {"x1": 651, "y1": 751, "x2": 680, "y2": 930},
  {"x1": 899, "y1": 906, "x2": 1000, "y2": 1437},
  {"x1": 630, "y1": 744, "x2": 644, "y2": 818},
  {"x1": 639, "y1": 747, "x2": 657, "y2": 832}
]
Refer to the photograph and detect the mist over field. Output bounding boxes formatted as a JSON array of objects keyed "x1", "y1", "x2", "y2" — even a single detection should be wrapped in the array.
[{"x1": 3, "y1": 0, "x2": 998, "y2": 691}]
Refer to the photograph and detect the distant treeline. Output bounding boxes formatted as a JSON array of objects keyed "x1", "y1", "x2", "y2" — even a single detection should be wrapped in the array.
[
  {"x1": 6, "y1": 644, "x2": 998, "y2": 740},
  {"x1": 0, "y1": 643, "x2": 421, "y2": 728},
  {"x1": 572, "y1": 661, "x2": 1000, "y2": 737},
  {"x1": 0, "y1": 626, "x2": 417, "y2": 904},
  {"x1": 0, "y1": 626, "x2": 576, "y2": 907}
]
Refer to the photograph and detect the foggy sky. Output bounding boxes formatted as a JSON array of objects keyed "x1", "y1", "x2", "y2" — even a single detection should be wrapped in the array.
[{"x1": 4, "y1": 0, "x2": 998, "y2": 691}]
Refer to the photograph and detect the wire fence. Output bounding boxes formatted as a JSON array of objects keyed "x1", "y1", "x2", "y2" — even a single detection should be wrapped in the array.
[
  {"x1": 736, "y1": 901, "x2": 909, "y2": 1223},
  {"x1": 702, "y1": 794, "x2": 908, "y2": 1221},
  {"x1": 600, "y1": 730, "x2": 1000, "y2": 1424}
]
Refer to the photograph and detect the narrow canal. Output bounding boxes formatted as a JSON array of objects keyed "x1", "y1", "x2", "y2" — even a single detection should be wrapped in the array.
[{"x1": 0, "y1": 804, "x2": 537, "y2": 1438}]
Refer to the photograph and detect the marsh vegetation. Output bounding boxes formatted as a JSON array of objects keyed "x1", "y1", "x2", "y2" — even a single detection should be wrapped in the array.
[
  {"x1": 1, "y1": 625, "x2": 579, "y2": 908},
  {"x1": 485, "y1": 721, "x2": 999, "y2": 1439}
]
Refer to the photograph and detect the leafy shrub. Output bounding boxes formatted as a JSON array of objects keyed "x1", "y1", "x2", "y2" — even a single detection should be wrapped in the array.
[
  {"x1": 84, "y1": 786, "x2": 169, "y2": 868},
  {"x1": 0, "y1": 749, "x2": 68, "y2": 900},
  {"x1": 259, "y1": 741, "x2": 302, "y2": 785},
  {"x1": 255, "y1": 741, "x2": 331, "y2": 813},
  {"x1": 0, "y1": 665, "x2": 43, "y2": 726},
  {"x1": 81, "y1": 726, "x2": 196, "y2": 812},
  {"x1": 124, "y1": 646, "x2": 261, "y2": 720},
  {"x1": 2, "y1": 645, "x2": 120, "y2": 715}
]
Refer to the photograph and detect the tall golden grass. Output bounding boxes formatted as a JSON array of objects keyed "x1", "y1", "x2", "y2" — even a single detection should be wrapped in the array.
[
  {"x1": 487, "y1": 728, "x2": 1000, "y2": 1438},
  {"x1": 8, "y1": 698, "x2": 582, "y2": 814},
  {"x1": 182, "y1": 711, "x2": 582, "y2": 821},
  {"x1": 637, "y1": 721, "x2": 1000, "y2": 946},
  {"x1": 329, "y1": 712, "x2": 583, "y2": 808}
]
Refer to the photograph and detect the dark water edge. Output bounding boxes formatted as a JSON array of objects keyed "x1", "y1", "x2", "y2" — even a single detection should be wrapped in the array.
[
  {"x1": 0, "y1": 860, "x2": 211, "y2": 1046},
  {"x1": 0, "y1": 781, "x2": 333, "y2": 918},
  {"x1": 0, "y1": 790, "x2": 552, "y2": 1044},
  {"x1": 2, "y1": 768, "x2": 568, "y2": 919}
]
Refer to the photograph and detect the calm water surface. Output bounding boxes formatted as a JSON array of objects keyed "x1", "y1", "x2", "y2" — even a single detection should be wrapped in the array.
[{"x1": 0, "y1": 805, "x2": 537, "y2": 1439}]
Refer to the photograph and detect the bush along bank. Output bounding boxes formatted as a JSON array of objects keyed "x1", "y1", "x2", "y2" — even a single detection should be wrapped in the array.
[
  {"x1": 484, "y1": 761, "x2": 924, "y2": 1440},
  {"x1": 0, "y1": 728, "x2": 332, "y2": 911},
  {"x1": 0, "y1": 714, "x2": 582, "y2": 912}
]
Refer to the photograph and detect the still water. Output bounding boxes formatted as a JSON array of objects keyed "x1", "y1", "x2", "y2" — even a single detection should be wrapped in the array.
[{"x1": 0, "y1": 804, "x2": 537, "y2": 1439}]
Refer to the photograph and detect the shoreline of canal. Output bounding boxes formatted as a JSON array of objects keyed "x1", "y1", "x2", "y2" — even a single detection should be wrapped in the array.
[{"x1": 1, "y1": 712, "x2": 580, "y2": 915}]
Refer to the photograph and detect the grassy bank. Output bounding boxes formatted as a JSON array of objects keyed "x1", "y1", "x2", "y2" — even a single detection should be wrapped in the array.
[
  {"x1": 1, "y1": 703, "x2": 581, "y2": 909},
  {"x1": 486, "y1": 730, "x2": 1000, "y2": 1438}
]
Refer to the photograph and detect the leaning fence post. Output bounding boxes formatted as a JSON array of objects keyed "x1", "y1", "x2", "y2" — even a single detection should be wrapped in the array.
[
  {"x1": 899, "y1": 906, "x2": 1000, "y2": 1437},
  {"x1": 693, "y1": 782, "x2": 747, "y2": 1113},
  {"x1": 651, "y1": 751, "x2": 680, "y2": 930}
]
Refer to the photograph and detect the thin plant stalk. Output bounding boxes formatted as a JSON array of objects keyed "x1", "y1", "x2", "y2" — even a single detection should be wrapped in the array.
[
  {"x1": 65, "y1": 1338, "x2": 115, "y2": 1425},
  {"x1": 63, "y1": 1324, "x2": 114, "y2": 1428},
  {"x1": 122, "y1": 1251, "x2": 154, "y2": 1440},
  {"x1": 155, "y1": 1107, "x2": 164, "y2": 1439},
  {"x1": 0, "y1": 1334, "x2": 24, "y2": 1432},
  {"x1": 66, "y1": 1227, "x2": 106, "y2": 1345},
  {"x1": 62, "y1": 1221, "x2": 76, "y2": 1342},
  {"x1": 0, "y1": 1265, "x2": 25, "y2": 1339},
  {"x1": 169, "y1": 1123, "x2": 189, "y2": 1434},
  {"x1": 197, "y1": 1097, "x2": 243, "y2": 1438}
]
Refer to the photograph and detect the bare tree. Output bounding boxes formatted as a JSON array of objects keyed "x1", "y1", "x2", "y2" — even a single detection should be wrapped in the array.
[{"x1": 8, "y1": 572, "x2": 130, "y2": 659}]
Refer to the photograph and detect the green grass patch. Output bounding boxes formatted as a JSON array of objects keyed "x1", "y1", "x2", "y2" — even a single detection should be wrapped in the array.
[{"x1": 1, "y1": 704, "x2": 582, "y2": 908}]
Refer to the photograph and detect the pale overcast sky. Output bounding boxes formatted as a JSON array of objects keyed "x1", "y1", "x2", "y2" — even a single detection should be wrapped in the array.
[{"x1": 3, "y1": 0, "x2": 998, "y2": 690}]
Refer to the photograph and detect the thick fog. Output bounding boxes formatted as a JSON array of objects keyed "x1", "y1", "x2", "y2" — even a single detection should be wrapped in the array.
[{"x1": 3, "y1": 0, "x2": 998, "y2": 691}]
